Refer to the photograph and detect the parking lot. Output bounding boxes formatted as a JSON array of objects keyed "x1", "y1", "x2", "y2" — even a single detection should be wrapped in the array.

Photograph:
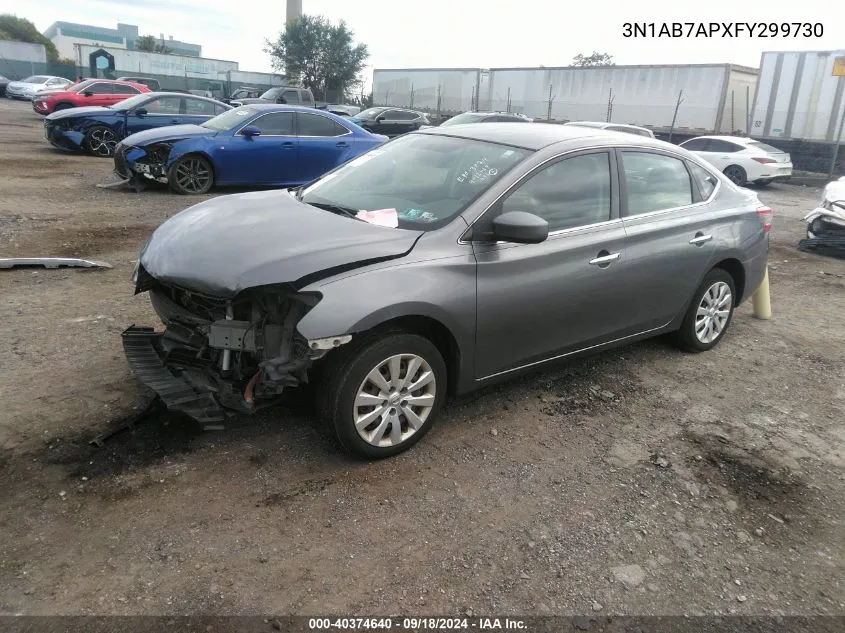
[{"x1": 0, "y1": 96, "x2": 843, "y2": 616}]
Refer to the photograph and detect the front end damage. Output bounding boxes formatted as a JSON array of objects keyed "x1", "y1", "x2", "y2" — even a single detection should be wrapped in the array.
[
  {"x1": 123, "y1": 268, "x2": 347, "y2": 423},
  {"x1": 114, "y1": 143, "x2": 172, "y2": 186}
]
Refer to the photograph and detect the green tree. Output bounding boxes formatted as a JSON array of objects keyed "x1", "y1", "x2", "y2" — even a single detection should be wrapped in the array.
[
  {"x1": 572, "y1": 52, "x2": 615, "y2": 67},
  {"x1": 0, "y1": 14, "x2": 60, "y2": 62},
  {"x1": 265, "y1": 15, "x2": 368, "y2": 101},
  {"x1": 136, "y1": 34, "x2": 171, "y2": 54}
]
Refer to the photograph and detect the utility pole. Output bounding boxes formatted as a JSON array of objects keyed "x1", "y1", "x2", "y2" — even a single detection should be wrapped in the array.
[
  {"x1": 605, "y1": 88, "x2": 615, "y2": 122},
  {"x1": 506, "y1": 87, "x2": 511, "y2": 113},
  {"x1": 436, "y1": 85, "x2": 442, "y2": 122},
  {"x1": 668, "y1": 90, "x2": 684, "y2": 143},
  {"x1": 829, "y1": 92, "x2": 845, "y2": 180},
  {"x1": 731, "y1": 90, "x2": 736, "y2": 134},
  {"x1": 746, "y1": 85, "x2": 751, "y2": 134},
  {"x1": 546, "y1": 83, "x2": 555, "y2": 121},
  {"x1": 409, "y1": 83, "x2": 415, "y2": 109}
]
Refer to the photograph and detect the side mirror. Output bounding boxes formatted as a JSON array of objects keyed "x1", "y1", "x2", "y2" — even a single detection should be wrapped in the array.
[
  {"x1": 241, "y1": 125, "x2": 261, "y2": 138},
  {"x1": 491, "y1": 211, "x2": 549, "y2": 244},
  {"x1": 82, "y1": 91, "x2": 93, "y2": 97},
  {"x1": 277, "y1": 97, "x2": 287, "y2": 104},
  {"x1": 375, "y1": 115, "x2": 386, "y2": 123},
  {"x1": 134, "y1": 108, "x2": 147, "y2": 116}
]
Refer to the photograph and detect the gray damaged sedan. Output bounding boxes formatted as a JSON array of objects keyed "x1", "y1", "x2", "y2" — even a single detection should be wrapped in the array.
[{"x1": 125, "y1": 124, "x2": 771, "y2": 458}]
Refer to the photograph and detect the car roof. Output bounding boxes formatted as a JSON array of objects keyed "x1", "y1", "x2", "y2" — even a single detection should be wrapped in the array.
[
  {"x1": 567, "y1": 121, "x2": 651, "y2": 131},
  {"x1": 143, "y1": 91, "x2": 229, "y2": 104},
  {"x1": 232, "y1": 104, "x2": 337, "y2": 112},
  {"x1": 420, "y1": 121, "x2": 668, "y2": 150},
  {"x1": 686, "y1": 135, "x2": 753, "y2": 143}
]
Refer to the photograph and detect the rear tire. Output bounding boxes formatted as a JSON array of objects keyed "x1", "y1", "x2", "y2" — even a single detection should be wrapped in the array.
[
  {"x1": 723, "y1": 165, "x2": 747, "y2": 187},
  {"x1": 167, "y1": 155, "x2": 214, "y2": 195},
  {"x1": 672, "y1": 268, "x2": 736, "y2": 353},
  {"x1": 317, "y1": 331, "x2": 447, "y2": 459}
]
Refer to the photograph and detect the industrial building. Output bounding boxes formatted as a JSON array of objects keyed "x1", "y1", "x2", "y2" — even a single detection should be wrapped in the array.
[{"x1": 42, "y1": 21, "x2": 201, "y2": 59}]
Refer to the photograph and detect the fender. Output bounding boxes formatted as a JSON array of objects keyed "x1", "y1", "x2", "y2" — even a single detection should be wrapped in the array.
[{"x1": 295, "y1": 255, "x2": 477, "y2": 389}]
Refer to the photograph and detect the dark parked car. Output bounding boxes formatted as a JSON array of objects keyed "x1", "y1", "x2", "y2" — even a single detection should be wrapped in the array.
[
  {"x1": 44, "y1": 92, "x2": 231, "y2": 157},
  {"x1": 226, "y1": 87, "x2": 262, "y2": 104},
  {"x1": 230, "y1": 86, "x2": 314, "y2": 107},
  {"x1": 124, "y1": 123, "x2": 771, "y2": 459},
  {"x1": 440, "y1": 111, "x2": 531, "y2": 126},
  {"x1": 116, "y1": 76, "x2": 161, "y2": 91},
  {"x1": 349, "y1": 107, "x2": 430, "y2": 137},
  {"x1": 113, "y1": 104, "x2": 386, "y2": 194}
]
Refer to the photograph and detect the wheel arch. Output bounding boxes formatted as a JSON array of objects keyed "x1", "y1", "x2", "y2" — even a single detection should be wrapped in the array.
[
  {"x1": 166, "y1": 150, "x2": 217, "y2": 185},
  {"x1": 361, "y1": 314, "x2": 463, "y2": 395},
  {"x1": 712, "y1": 257, "x2": 746, "y2": 303}
]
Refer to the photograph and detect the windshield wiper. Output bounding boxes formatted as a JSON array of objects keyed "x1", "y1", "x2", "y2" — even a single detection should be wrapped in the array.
[{"x1": 306, "y1": 201, "x2": 360, "y2": 220}]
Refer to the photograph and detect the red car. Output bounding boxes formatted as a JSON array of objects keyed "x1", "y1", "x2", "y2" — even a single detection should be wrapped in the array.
[{"x1": 33, "y1": 79, "x2": 151, "y2": 115}]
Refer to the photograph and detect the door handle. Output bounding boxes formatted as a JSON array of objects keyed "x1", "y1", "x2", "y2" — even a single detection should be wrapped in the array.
[
  {"x1": 336, "y1": 141, "x2": 349, "y2": 148},
  {"x1": 589, "y1": 251, "x2": 620, "y2": 266},
  {"x1": 281, "y1": 141, "x2": 295, "y2": 148},
  {"x1": 689, "y1": 233, "x2": 713, "y2": 245}
]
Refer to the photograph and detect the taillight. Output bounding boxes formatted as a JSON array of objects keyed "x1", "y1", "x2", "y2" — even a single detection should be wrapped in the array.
[
  {"x1": 751, "y1": 157, "x2": 777, "y2": 164},
  {"x1": 756, "y1": 206, "x2": 773, "y2": 233}
]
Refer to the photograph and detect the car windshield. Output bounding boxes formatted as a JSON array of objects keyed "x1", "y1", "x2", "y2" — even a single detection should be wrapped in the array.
[
  {"x1": 260, "y1": 87, "x2": 284, "y2": 100},
  {"x1": 748, "y1": 141, "x2": 783, "y2": 154},
  {"x1": 23, "y1": 75, "x2": 50, "y2": 83},
  {"x1": 355, "y1": 107, "x2": 389, "y2": 119},
  {"x1": 202, "y1": 107, "x2": 258, "y2": 131},
  {"x1": 300, "y1": 133, "x2": 531, "y2": 231},
  {"x1": 111, "y1": 94, "x2": 152, "y2": 111},
  {"x1": 440, "y1": 113, "x2": 488, "y2": 126}
]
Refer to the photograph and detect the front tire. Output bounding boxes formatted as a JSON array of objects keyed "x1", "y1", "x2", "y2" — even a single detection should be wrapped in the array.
[
  {"x1": 83, "y1": 125, "x2": 118, "y2": 157},
  {"x1": 318, "y1": 332, "x2": 447, "y2": 459},
  {"x1": 673, "y1": 268, "x2": 736, "y2": 352},
  {"x1": 53, "y1": 103, "x2": 73, "y2": 111},
  {"x1": 167, "y1": 155, "x2": 214, "y2": 195}
]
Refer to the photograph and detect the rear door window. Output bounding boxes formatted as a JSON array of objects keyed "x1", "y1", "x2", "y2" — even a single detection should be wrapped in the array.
[
  {"x1": 707, "y1": 139, "x2": 743, "y2": 153},
  {"x1": 87, "y1": 83, "x2": 115, "y2": 94},
  {"x1": 298, "y1": 113, "x2": 348, "y2": 137},
  {"x1": 621, "y1": 151, "x2": 694, "y2": 215},
  {"x1": 113, "y1": 84, "x2": 140, "y2": 94},
  {"x1": 249, "y1": 112, "x2": 295, "y2": 135},
  {"x1": 680, "y1": 138, "x2": 710, "y2": 151}
]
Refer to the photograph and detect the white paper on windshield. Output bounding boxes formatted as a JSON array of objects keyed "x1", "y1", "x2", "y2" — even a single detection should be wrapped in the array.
[{"x1": 356, "y1": 208, "x2": 398, "y2": 228}]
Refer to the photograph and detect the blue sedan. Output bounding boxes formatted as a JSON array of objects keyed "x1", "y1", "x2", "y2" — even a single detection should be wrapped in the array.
[
  {"x1": 113, "y1": 105, "x2": 388, "y2": 194},
  {"x1": 44, "y1": 92, "x2": 232, "y2": 157}
]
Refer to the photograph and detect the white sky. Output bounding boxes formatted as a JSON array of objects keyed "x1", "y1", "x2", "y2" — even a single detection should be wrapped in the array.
[{"x1": 1, "y1": 0, "x2": 840, "y2": 85}]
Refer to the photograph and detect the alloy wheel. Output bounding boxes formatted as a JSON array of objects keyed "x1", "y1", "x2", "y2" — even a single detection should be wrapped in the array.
[
  {"x1": 724, "y1": 166, "x2": 745, "y2": 186},
  {"x1": 694, "y1": 281, "x2": 732, "y2": 344},
  {"x1": 174, "y1": 158, "x2": 212, "y2": 193},
  {"x1": 353, "y1": 353, "x2": 436, "y2": 448},
  {"x1": 88, "y1": 128, "x2": 117, "y2": 157}
]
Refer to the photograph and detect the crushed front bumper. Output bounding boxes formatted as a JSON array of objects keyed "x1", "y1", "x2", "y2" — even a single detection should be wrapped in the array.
[{"x1": 122, "y1": 326, "x2": 226, "y2": 423}]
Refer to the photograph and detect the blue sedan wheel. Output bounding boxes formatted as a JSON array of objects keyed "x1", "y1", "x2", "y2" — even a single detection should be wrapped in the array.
[
  {"x1": 168, "y1": 155, "x2": 214, "y2": 195},
  {"x1": 84, "y1": 126, "x2": 118, "y2": 158}
]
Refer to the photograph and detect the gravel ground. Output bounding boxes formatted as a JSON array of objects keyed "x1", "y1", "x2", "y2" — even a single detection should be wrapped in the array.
[{"x1": 0, "y1": 98, "x2": 843, "y2": 617}]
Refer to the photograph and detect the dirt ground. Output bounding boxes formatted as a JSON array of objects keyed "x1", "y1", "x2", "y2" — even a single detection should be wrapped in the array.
[{"x1": 0, "y1": 98, "x2": 843, "y2": 618}]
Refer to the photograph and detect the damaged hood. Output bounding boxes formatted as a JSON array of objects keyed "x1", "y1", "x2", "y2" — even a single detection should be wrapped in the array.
[
  {"x1": 139, "y1": 190, "x2": 423, "y2": 297},
  {"x1": 46, "y1": 106, "x2": 115, "y2": 120},
  {"x1": 122, "y1": 124, "x2": 215, "y2": 147}
]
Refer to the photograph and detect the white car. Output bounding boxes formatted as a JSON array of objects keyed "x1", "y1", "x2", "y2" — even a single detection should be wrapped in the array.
[
  {"x1": 6, "y1": 75, "x2": 72, "y2": 100},
  {"x1": 678, "y1": 136, "x2": 792, "y2": 187},
  {"x1": 563, "y1": 120, "x2": 655, "y2": 138}
]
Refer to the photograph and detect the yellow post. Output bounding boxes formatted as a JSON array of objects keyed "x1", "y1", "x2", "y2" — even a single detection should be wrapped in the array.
[{"x1": 752, "y1": 267, "x2": 771, "y2": 320}]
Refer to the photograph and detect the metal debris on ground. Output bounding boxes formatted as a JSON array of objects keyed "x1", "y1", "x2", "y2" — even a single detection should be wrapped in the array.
[
  {"x1": 88, "y1": 397, "x2": 163, "y2": 447},
  {"x1": 0, "y1": 257, "x2": 112, "y2": 269}
]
